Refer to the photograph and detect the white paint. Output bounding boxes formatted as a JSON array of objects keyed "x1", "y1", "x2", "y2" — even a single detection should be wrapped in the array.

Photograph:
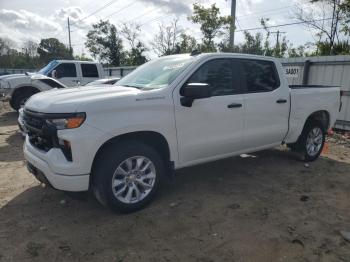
[{"x1": 23, "y1": 53, "x2": 340, "y2": 192}]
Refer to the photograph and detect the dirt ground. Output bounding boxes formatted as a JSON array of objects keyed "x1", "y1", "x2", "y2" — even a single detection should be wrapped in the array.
[{"x1": 0, "y1": 102, "x2": 350, "y2": 262}]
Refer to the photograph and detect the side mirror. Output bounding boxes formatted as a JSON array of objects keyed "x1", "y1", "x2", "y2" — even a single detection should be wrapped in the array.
[
  {"x1": 51, "y1": 70, "x2": 57, "y2": 79},
  {"x1": 180, "y1": 83, "x2": 211, "y2": 107}
]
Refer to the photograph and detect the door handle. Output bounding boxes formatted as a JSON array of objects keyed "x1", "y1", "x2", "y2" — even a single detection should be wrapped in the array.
[
  {"x1": 276, "y1": 99, "x2": 287, "y2": 104},
  {"x1": 227, "y1": 103, "x2": 242, "y2": 108}
]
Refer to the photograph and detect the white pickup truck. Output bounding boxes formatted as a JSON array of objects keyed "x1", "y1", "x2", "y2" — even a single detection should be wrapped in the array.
[
  {"x1": 0, "y1": 60, "x2": 105, "y2": 110},
  {"x1": 22, "y1": 53, "x2": 341, "y2": 212}
]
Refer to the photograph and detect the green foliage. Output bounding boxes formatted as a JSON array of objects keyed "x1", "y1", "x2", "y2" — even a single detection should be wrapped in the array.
[
  {"x1": 176, "y1": 33, "x2": 199, "y2": 53},
  {"x1": 0, "y1": 37, "x2": 72, "y2": 69},
  {"x1": 85, "y1": 20, "x2": 125, "y2": 66},
  {"x1": 189, "y1": 3, "x2": 231, "y2": 52},
  {"x1": 122, "y1": 23, "x2": 148, "y2": 65},
  {"x1": 37, "y1": 38, "x2": 73, "y2": 63},
  {"x1": 288, "y1": 45, "x2": 306, "y2": 57},
  {"x1": 152, "y1": 20, "x2": 180, "y2": 56},
  {"x1": 126, "y1": 41, "x2": 148, "y2": 65},
  {"x1": 314, "y1": 40, "x2": 350, "y2": 55}
]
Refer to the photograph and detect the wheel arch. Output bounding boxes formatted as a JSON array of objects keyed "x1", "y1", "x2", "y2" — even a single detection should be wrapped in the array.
[
  {"x1": 303, "y1": 110, "x2": 330, "y2": 131},
  {"x1": 90, "y1": 131, "x2": 172, "y2": 181},
  {"x1": 10, "y1": 85, "x2": 41, "y2": 102}
]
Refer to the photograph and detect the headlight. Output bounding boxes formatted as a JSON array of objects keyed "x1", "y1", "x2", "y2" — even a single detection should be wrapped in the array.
[{"x1": 46, "y1": 113, "x2": 86, "y2": 130}]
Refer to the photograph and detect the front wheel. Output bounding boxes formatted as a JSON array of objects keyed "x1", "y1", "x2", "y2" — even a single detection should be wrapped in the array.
[
  {"x1": 291, "y1": 120, "x2": 326, "y2": 162},
  {"x1": 92, "y1": 141, "x2": 164, "y2": 213},
  {"x1": 12, "y1": 90, "x2": 36, "y2": 111}
]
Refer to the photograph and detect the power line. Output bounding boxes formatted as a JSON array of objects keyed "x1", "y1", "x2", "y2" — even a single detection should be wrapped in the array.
[
  {"x1": 139, "y1": 13, "x2": 175, "y2": 27},
  {"x1": 125, "y1": 7, "x2": 161, "y2": 24},
  {"x1": 236, "y1": 5, "x2": 294, "y2": 19},
  {"x1": 236, "y1": 17, "x2": 333, "y2": 32},
  {"x1": 76, "y1": 0, "x2": 118, "y2": 23},
  {"x1": 104, "y1": 0, "x2": 138, "y2": 19}
]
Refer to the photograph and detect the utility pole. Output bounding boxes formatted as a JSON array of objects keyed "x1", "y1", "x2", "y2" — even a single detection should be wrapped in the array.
[
  {"x1": 270, "y1": 30, "x2": 286, "y2": 56},
  {"x1": 67, "y1": 17, "x2": 72, "y2": 56},
  {"x1": 270, "y1": 30, "x2": 286, "y2": 48},
  {"x1": 229, "y1": 0, "x2": 236, "y2": 51}
]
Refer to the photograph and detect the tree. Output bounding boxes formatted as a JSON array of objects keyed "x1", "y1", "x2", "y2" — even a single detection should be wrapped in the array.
[
  {"x1": 22, "y1": 40, "x2": 38, "y2": 58},
  {"x1": 288, "y1": 45, "x2": 305, "y2": 57},
  {"x1": 189, "y1": 3, "x2": 231, "y2": 52},
  {"x1": 260, "y1": 18, "x2": 288, "y2": 57},
  {"x1": 85, "y1": 20, "x2": 125, "y2": 66},
  {"x1": 37, "y1": 38, "x2": 72, "y2": 63},
  {"x1": 152, "y1": 19, "x2": 180, "y2": 56},
  {"x1": 122, "y1": 23, "x2": 148, "y2": 65},
  {"x1": 241, "y1": 31, "x2": 265, "y2": 55},
  {"x1": 295, "y1": 0, "x2": 344, "y2": 55},
  {"x1": 0, "y1": 38, "x2": 11, "y2": 56},
  {"x1": 176, "y1": 33, "x2": 199, "y2": 53}
]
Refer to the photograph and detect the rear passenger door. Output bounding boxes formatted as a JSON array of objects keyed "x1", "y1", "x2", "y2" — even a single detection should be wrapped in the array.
[
  {"x1": 51, "y1": 63, "x2": 79, "y2": 87},
  {"x1": 239, "y1": 59, "x2": 290, "y2": 149},
  {"x1": 80, "y1": 63, "x2": 100, "y2": 85}
]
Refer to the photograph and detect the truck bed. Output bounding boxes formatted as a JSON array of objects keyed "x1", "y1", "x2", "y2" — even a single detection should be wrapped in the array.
[{"x1": 285, "y1": 85, "x2": 340, "y2": 143}]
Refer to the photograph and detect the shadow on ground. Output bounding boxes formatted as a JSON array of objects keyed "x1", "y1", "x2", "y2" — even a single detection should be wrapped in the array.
[
  {"x1": 1, "y1": 149, "x2": 349, "y2": 261},
  {"x1": 0, "y1": 131, "x2": 24, "y2": 162},
  {"x1": 0, "y1": 110, "x2": 17, "y2": 128}
]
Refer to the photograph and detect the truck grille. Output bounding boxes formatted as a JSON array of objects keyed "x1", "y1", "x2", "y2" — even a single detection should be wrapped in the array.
[
  {"x1": 23, "y1": 111, "x2": 44, "y2": 130},
  {"x1": 23, "y1": 109, "x2": 55, "y2": 152}
]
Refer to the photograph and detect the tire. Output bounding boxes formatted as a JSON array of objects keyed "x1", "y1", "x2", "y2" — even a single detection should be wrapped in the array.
[
  {"x1": 12, "y1": 89, "x2": 36, "y2": 111},
  {"x1": 291, "y1": 120, "x2": 326, "y2": 162},
  {"x1": 92, "y1": 141, "x2": 165, "y2": 213}
]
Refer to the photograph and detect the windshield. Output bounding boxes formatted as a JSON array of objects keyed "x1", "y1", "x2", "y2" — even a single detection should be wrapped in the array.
[
  {"x1": 38, "y1": 60, "x2": 59, "y2": 75},
  {"x1": 116, "y1": 55, "x2": 195, "y2": 90}
]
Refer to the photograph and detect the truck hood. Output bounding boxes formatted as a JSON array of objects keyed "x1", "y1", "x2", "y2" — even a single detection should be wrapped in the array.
[
  {"x1": 0, "y1": 74, "x2": 26, "y2": 81},
  {"x1": 24, "y1": 85, "x2": 141, "y2": 113},
  {"x1": 0, "y1": 73, "x2": 42, "y2": 86}
]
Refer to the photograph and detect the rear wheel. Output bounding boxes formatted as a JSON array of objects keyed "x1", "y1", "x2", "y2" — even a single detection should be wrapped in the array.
[
  {"x1": 289, "y1": 120, "x2": 325, "y2": 162},
  {"x1": 92, "y1": 141, "x2": 164, "y2": 213}
]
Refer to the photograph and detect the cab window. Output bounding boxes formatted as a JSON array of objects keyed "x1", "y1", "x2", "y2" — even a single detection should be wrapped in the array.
[
  {"x1": 54, "y1": 63, "x2": 77, "y2": 78},
  {"x1": 186, "y1": 59, "x2": 240, "y2": 96},
  {"x1": 240, "y1": 59, "x2": 280, "y2": 93}
]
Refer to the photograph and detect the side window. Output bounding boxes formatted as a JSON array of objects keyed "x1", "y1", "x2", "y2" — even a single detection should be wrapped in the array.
[
  {"x1": 241, "y1": 59, "x2": 280, "y2": 93},
  {"x1": 186, "y1": 59, "x2": 237, "y2": 96},
  {"x1": 55, "y1": 63, "x2": 77, "y2": 78},
  {"x1": 81, "y1": 64, "x2": 98, "y2": 77}
]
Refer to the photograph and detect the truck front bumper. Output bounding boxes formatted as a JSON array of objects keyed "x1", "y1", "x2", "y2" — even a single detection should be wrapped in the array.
[{"x1": 24, "y1": 136, "x2": 90, "y2": 191}]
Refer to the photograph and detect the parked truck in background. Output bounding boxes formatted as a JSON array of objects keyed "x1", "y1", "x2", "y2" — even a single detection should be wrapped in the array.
[
  {"x1": 22, "y1": 53, "x2": 341, "y2": 212},
  {"x1": 0, "y1": 60, "x2": 105, "y2": 110}
]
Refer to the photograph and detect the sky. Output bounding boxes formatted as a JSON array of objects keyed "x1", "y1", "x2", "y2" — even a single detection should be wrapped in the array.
[{"x1": 0, "y1": 0, "x2": 321, "y2": 59}]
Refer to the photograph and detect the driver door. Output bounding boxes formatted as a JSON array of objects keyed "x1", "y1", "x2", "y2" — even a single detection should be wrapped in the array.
[{"x1": 174, "y1": 58, "x2": 245, "y2": 166}]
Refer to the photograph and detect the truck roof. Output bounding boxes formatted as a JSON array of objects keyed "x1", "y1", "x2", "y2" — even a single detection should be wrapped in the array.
[
  {"x1": 198, "y1": 52, "x2": 278, "y2": 62},
  {"x1": 158, "y1": 52, "x2": 278, "y2": 62},
  {"x1": 55, "y1": 60, "x2": 99, "y2": 64}
]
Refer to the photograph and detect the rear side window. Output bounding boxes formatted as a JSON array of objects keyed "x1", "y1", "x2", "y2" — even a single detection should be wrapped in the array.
[
  {"x1": 55, "y1": 63, "x2": 77, "y2": 78},
  {"x1": 186, "y1": 59, "x2": 238, "y2": 96},
  {"x1": 241, "y1": 59, "x2": 280, "y2": 93},
  {"x1": 81, "y1": 64, "x2": 98, "y2": 77}
]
